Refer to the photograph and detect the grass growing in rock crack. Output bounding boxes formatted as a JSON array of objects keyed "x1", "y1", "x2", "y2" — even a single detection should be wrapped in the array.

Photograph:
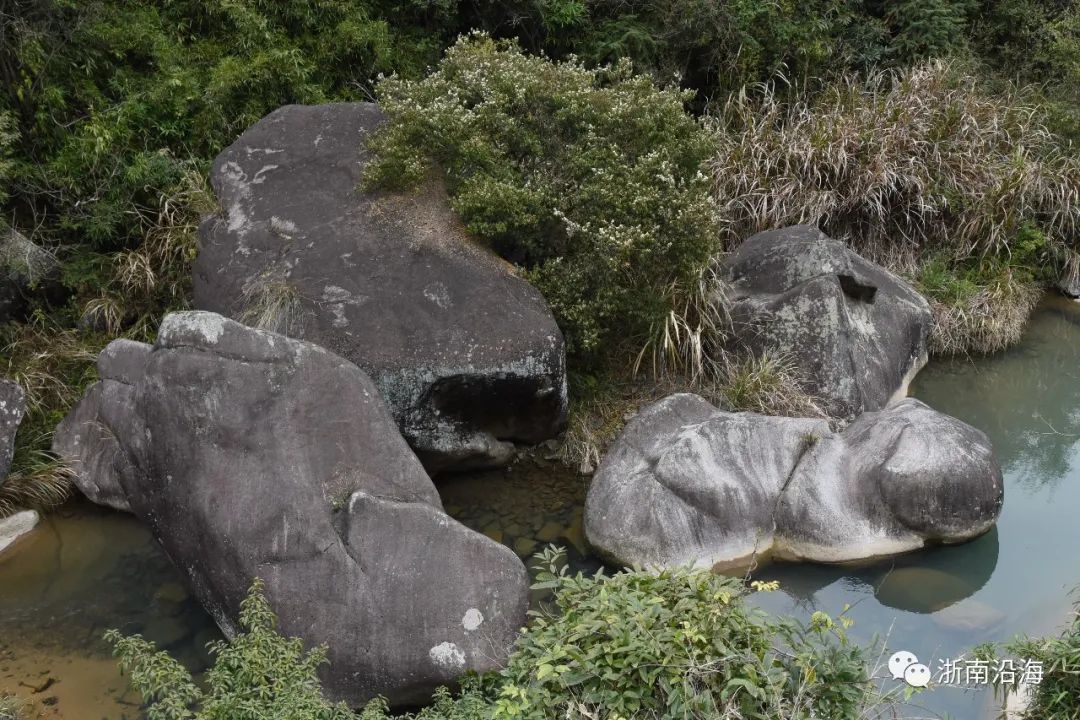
[
  {"x1": 238, "y1": 266, "x2": 306, "y2": 337},
  {"x1": 561, "y1": 351, "x2": 824, "y2": 474}
]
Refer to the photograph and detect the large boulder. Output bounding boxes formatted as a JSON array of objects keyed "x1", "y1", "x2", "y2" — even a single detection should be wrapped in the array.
[
  {"x1": 0, "y1": 378, "x2": 26, "y2": 485},
  {"x1": 583, "y1": 394, "x2": 830, "y2": 569},
  {"x1": 56, "y1": 311, "x2": 530, "y2": 707},
  {"x1": 722, "y1": 226, "x2": 932, "y2": 419},
  {"x1": 584, "y1": 395, "x2": 1003, "y2": 568},
  {"x1": 775, "y1": 398, "x2": 1004, "y2": 562},
  {"x1": 193, "y1": 102, "x2": 567, "y2": 472}
]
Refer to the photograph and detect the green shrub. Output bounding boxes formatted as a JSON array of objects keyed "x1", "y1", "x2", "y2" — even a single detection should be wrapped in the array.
[
  {"x1": 366, "y1": 34, "x2": 719, "y2": 364},
  {"x1": 979, "y1": 594, "x2": 1080, "y2": 720},
  {"x1": 488, "y1": 548, "x2": 881, "y2": 720},
  {"x1": 105, "y1": 578, "x2": 354, "y2": 720},
  {"x1": 110, "y1": 555, "x2": 894, "y2": 720}
]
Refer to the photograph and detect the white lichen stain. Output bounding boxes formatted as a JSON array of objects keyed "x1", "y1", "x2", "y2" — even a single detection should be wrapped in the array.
[
  {"x1": 428, "y1": 642, "x2": 466, "y2": 671},
  {"x1": 462, "y1": 608, "x2": 484, "y2": 631},
  {"x1": 164, "y1": 312, "x2": 226, "y2": 345},
  {"x1": 423, "y1": 282, "x2": 453, "y2": 310}
]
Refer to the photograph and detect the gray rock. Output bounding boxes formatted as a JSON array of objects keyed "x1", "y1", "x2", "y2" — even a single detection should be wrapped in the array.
[
  {"x1": 776, "y1": 399, "x2": 1004, "y2": 562},
  {"x1": 584, "y1": 394, "x2": 830, "y2": 568},
  {"x1": 585, "y1": 395, "x2": 1003, "y2": 568},
  {"x1": 1059, "y1": 268, "x2": 1080, "y2": 299},
  {"x1": 193, "y1": 102, "x2": 567, "y2": 472},
  {"x1": 1, "y1": 224, "x2": 59, "y2": 324},
  {"x1": 59, "y1": 311, "x2": 530, "y2": 707},
  {"x1": 0, "y1": 378, "x2": 25, "y2": 485},
  {"x1": 51, "y1": 341, "x2": 148, "y2": 512},
  {"x1": 722, "y1": 226, "x2": 932, "y2": 419},
  {"x1": 0, "y1": 510, "x2": 39, "y2": 555}
]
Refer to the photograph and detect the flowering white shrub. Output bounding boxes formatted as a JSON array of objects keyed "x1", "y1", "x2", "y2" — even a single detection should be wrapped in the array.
[{"x1": 365, "y1": 34, "x2": 719, "y2": 362}]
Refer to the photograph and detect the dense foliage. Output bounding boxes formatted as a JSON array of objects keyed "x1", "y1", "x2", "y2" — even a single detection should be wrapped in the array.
[
  {"x1": 367, "y1": 34, "x2": 719, "y2": 361},
  {"x1": 111, "y1": 552, "x2": 895, "y2": 720},
  {"x1": 106, "y1": 578, "x2": 355, "y2": 720}
]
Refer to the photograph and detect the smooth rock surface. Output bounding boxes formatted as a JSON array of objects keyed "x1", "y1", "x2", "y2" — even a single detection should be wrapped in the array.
[
  {"x1": 0, "y1": 510, "x2": 39, "y2": 555},
  {"x1": 584, "y1": 394, "x2": 829, "y2": 569},
  {"x1": 776, "y1": 399, "x2": 1004, "y2": 562},
  {"x1": 585, "y1": 395, "x2": 1003, "y2": 568},
  {"x1": 194, "y1": 102, "x2": 567, "y2": 472},
  {"x1": 51, "y1": 340, "x2": 148, "y2": 512},
  {"x1": 57, "y1": 311, "x2": 530, "y2": 706},
  {"x1": 0, "y1": 378, "x2": 25, "y2": 485},
  {"x1": 722, "y1": 226, "x2": 932, "y2": 419}
]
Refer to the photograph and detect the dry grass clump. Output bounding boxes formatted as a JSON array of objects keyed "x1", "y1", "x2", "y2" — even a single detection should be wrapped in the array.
[
  {"x1": 82, "y1": 168, "x2": 216, "y2": 338},
  {"x1": 0, "y1": 694, "x2": 26, "y2": 720},
  {"x1": 0, "y1": 453, "x2": 75, "y2": 518},
  {"x1": 709, "y1": 61, "x2": 1079, "y2": 354},
  {"x1": 560, "y1": 351, "x2": 824, "y2": 474},
  {"x1": 718, "y1": 351, "x2": 827, "y2": 418},
  {"x1": 924, "y1": 273, "x2": 1044, "y2": 356},
  {"x1": 238, "y1": 265, "x2": 305, "y2": 336},
  {"x1": 710, "y1": 60, "x2": 1080, "y2": 263},
  {"x1": 0, "y1": 320, "x2": 102, "y2": 518}
]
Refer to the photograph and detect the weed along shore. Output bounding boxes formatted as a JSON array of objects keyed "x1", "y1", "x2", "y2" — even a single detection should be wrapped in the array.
[{"x1": 3, "y1": 4, "x2": 1080, "y2": 719}]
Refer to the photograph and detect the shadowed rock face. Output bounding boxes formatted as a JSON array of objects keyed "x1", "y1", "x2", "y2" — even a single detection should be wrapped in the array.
[
  {"x1": 54, "y1": 311, "x2": 530, "y2": 707},
  {"x1": 193, "y1": 102, "x2": 567, "y2": 472},
  {"x1": 722, "y1": 226, "x2": 933, "y2": 419},
  {"x1": 0, "y1": 378, "x2": 25, "y2": 485},
  {"x1": 584, "y1": 394, "x2": 1003, "y2": 568}
]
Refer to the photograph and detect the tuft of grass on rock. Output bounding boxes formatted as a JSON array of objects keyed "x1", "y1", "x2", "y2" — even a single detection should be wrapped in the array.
[
  {"x1": 719, "y1": 351, "x2": 827, "y2": 418},
  {"x1": 560, "y1": 350, "x2": 824, "y2": 474},
  {"x1": 916, "y1": 256, "x2": 1044, "y2": 356},
  {"x1": 238, "y1": 266, "x2": 306, "y2": 337}
]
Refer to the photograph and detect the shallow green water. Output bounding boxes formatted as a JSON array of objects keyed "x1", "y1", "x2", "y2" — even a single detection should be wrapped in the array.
[
  {"x1": 751, "y1": 297, "x2": 1080, "y2": 718},
  {"x1": 2, "y1": 299, "x2": 1078, "y2": 719}
]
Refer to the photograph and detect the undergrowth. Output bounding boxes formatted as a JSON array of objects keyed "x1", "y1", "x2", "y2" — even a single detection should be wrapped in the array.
[{"x1": 112, "y1": 552, "x2": 905, "y2": 720}]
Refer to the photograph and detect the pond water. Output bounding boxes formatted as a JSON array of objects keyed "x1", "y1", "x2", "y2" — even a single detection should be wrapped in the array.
[{"x1": 2, "y1": 298, "x2": 1079, "y2": 719}]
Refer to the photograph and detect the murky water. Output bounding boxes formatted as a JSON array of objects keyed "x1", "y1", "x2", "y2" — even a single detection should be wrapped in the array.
[
  {"x1": 2, "y1": 299, "x2": 1078, "y2": 719},
  {"x1": 0, "y1": 503, "x2": 220, "y2": 719}
]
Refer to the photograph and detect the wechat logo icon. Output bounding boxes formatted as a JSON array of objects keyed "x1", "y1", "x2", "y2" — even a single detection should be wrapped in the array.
[{"x1": 889, "y1": 650, "x2": 931, "y2": 688}]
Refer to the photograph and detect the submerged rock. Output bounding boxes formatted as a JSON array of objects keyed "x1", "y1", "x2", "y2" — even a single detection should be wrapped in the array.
[
  {"x1": 0, "y1": 378, "x2": 25, "y2": 485},
  {"x1": 56, "y1": 311, "x2": 529, "y2": 707},
  {"x1": 584, "y1": 395, "x2": 1003, "y2": 568},
  {"x1": 722, "y1": 226, "x2": 932, "y2": 419},
  {"x1": 193, "y1": 102, "x2": 567, "y2": 472},
  {"x1": 0, "y1": 510, "x2": 39, "y2": 555}
]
